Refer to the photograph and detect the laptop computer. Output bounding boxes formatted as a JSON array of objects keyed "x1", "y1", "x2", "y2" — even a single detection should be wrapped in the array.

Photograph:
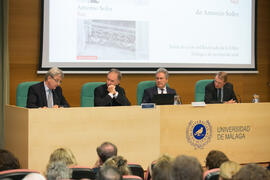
[{"x1": 152, "y1": 94, "x2": 175, "y2": 105}]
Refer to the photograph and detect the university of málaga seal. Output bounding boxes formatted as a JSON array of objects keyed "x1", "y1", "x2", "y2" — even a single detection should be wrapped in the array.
[{"x1": 186, "y1": 120, "x2": 212, "y2": 149}]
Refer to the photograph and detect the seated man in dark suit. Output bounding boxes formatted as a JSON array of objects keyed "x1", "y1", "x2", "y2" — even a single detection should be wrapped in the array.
[
  {"x1": 94, "y1": 69, "x2": 130, "y2": 106},
  {"x1": 204, "y1": 71, "x2": 237, "y2": 104},
  {"x1": 26, "y1": 67, "x2": 69, "y2": 108},
  {"x1": 92, "y1": 142, "x2": 118, "y2": 176},
  {"x1": 142, "y1": 68, "x2": 176, "y2": 103}
]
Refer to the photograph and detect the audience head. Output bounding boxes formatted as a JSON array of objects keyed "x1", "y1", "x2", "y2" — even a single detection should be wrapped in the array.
[
  {"x1": 206, "y1": 150, "x2": 229, "y2": 170},
  {"x1": 219, "y1": 161, "x2": 241, "y2": 180},
  {"x1": 103, "y1": 156, "x2": 130, "y2": 176},
  {"x1": 48, "y1": 147, "x2": 77, "y2": 166},
  {"x1": 107, "y1": 69, "x2": 122, "y2": 86},
  {"x1": 46, "y1": 161, "x2": 71, "y2": 180},
  {"x1": 97, "y1": 142, "x2": 118, "y2": 164},
  {"x1": 97, "y1": 166, "x2": 122, "y2": 180},
  {"x1": 232, "y1": 164, "x2": 270, "y2": 180},
  {"x1": 155, "y1": 68, "x2": 169, "y2": 89},
  {"x1": 23, "y1": 173, "x2": 46, "y2": 180},
  {"x1": 44, "y1": 67, "x2": 64, "y2": 89},
  {"x1": 214, "y1": 72, "x2": 228, "y2": 89},
  {"x1": 171, "y1": 155, "x2": 203, "y2": 180},
  {"x1": 152, "y1": 154, "x2": 173, "y2": 180},
  {"x1": 0, "y1": 149, "x2": 21, "y2": 171}
]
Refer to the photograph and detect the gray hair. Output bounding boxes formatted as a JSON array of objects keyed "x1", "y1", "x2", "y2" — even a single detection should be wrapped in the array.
[
  {"x1": 45, "y1": 67, "x2": 64, "y2": 81},
  {"x1": 171, "y1": 155, "x2": 203, "y2": 180},
  {"x1": 108, "y1": 69, "x2": 122, "y2": 81},
  {"x1": 98, "y1": 166, "x2": 122, "y2": 180},
  {"x1": 46, "y1": 161, "x2": 71, "y2": 180},
  {"x1": 156, "y1": 68, "x2": 169, "y2": 79},
  {"x1": 23, "y1": 173, "x2": 46, "y2": 180}
]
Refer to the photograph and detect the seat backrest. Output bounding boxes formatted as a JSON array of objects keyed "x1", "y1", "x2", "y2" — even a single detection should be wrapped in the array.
[
  {"x1": 123, "y1": 175, "x2": 143, "y2": 180},
  {"x1": 81, "y1": 82, "x2": 105, "y2": 107},
  {"x1": 195, "y1": 79, "x2": 213, "y2": 102},
  {"x1": 144, "y1": 161, "x2": 156, "y2": 180},
  {"x1": 70, "y1": 166, "x2": 96, "y2": 179},
  {"x1": 16, "y1": 81, "x2": 40, "y2": 107},
  {"x1": 0, "y1": 169, "x2": 40, "y2": 180},
  {"x1": 137, "y1": 81, "x2": 156, "y2": 105},
  {"x1": 128, "y1": 163, "x2": 144, "y2": 180},
  {"x1": 137, "y1": 81, "x2": 170, "y2": 105},
  {"x1": 203, "y1": 168, "x2": 220, "y2": 180}
]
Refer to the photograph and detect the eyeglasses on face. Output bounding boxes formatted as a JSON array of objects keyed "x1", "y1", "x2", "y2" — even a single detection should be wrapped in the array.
[{"x1": 51, "y1": 76, "x2": 62, "y2": 84}]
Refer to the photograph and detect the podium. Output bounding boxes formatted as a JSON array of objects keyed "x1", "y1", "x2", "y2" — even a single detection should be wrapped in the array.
[{"x1": 4, "y1": 103, "x2": 270, "y2": 173}]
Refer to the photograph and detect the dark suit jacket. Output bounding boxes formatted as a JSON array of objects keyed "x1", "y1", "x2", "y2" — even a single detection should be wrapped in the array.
[
  {"x1": 142, "y1": 86, "x2": 177, "y2": 103},
  {"x1": 204, "y1": 81, "x2": 238, "y2": 104},
  {"x1": 94, "y1": 84, "x2": 131, "y2": 106},
  {"x1": 26, "y1": 82, "x2": 69, "y2": 108}
]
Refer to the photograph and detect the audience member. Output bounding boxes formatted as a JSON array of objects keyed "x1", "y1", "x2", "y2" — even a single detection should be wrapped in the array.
[
  {"x1": 103, "y1": 156, "x2": 131, "y2": 176},
  {"x1": 219, "y1": 161, "x2": 241, "y2": 180},
  {"x1": 94, "y1": 69, "x2": 131, "y2": 106},
  {"x1": 27, "y1": 67, "x2": 69, "y2": 108},
  {"x1": 206, "y1": 150, "x2": 229, "y2": 170},
  {"x1": 204, "y1": 72, "x2": 237, "y2": 104},
  {"x1": 47, "y1": 147, "x2": 77, "y2": 167},
  {"x1": 92, "y1": 142, "x2": 118, "y2": 174},
  {"x1": 142, "y1": 68, "x2": 176, "y2": 103},
  {"x1": 171, "y1": 155, "x2": 203, "y2": 180},
  {"x1": 46, "y1": 161, "x2": 71, "y2": 180},
  {"x1": 152, "y1": 154, "x2": 173, "y2": 180},
  {"x1": 0, "y1": 149, "x2": 20, "y2": 171},
  {"x1": 23, "y1": 173, "x2": 46, "y2": 180},
  {"x1": 232, "y1": 164, "x2": 270, "y2": 180},
  {"x1": 97, "y1": 166, "x2": 122, "y2": 180}
]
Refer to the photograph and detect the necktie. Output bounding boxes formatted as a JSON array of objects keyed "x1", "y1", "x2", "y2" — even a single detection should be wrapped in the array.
[
  {"x1": 161, "y1": 89, "x2": 164, "y2": 94},
  {"x1": 217, "y1": 89, "x2": 221, "y2": 102},
  {"x1": 48, "y1": 90, "x2": 53, "y2": 108}
]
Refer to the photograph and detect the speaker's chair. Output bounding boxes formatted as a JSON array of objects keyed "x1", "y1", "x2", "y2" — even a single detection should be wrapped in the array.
[
  {"x1": 16, "y1": 81, "x2": 40, "y2": 107},
  {"x1": 195, "y1": 79, "x2": 213, "y2": 102},
  {"x1": 81, "y1": 82, "x2": 105, "y2": 107}
]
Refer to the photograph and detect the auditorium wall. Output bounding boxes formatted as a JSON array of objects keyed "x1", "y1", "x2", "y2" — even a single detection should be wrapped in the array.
[{"x1": 8, "y1": 0, "x2": 270, "y2": 106}]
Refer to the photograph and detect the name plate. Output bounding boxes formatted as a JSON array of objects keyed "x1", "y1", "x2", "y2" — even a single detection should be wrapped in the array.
[{"x1": 141, "y1": 103, "x2": 155, "y2": 109}]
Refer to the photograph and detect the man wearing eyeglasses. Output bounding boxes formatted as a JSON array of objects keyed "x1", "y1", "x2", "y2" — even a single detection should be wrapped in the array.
[
  {"x1": 204, "y1": 71, "x2": 237, "y2": 104},
  {"x1": 26, "y1": 67, "x2": 69, "y2": 108}
]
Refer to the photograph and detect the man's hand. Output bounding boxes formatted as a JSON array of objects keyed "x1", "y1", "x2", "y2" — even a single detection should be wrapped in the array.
[
  {"x1": 224, "y1": 99, "x2": 236, "y2": 104},
  {"x1": 107, "y1": 85, "x2": 116, "y2": 95}
]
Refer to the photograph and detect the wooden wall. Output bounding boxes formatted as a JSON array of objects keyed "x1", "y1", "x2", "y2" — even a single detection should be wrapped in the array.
[{"x1": 9, "y1": 0, "x2": 270, "y2": 107}]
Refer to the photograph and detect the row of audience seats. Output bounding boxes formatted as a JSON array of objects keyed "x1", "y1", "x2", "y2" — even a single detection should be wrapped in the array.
[
  {"x1": 0, "y1": 164, "x2": 144, "y2": 180},
  {"x1": 16, "y1": 80, "x2": 213, "y2": 107}
]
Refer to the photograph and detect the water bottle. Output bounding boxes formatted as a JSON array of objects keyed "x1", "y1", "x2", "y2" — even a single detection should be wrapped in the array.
[
  {"x1": 252, "y1": 94, "x2": 259, "y2": 103},
  {"x1": 174, "y1": 95, "x2": 181, "y2": 105}
]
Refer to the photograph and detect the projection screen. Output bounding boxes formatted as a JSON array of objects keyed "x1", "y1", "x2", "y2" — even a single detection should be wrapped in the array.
[{"x1": 39, "y1": 0, "x2": 257, "y2": 73}]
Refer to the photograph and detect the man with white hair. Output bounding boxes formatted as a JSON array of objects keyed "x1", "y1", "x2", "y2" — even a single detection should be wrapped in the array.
[
  {"x1": 142, "y1": 68, "x2": 176, "y2": 103},
  {"x1": 27, "y1": 67, "x2": 69, "y2": 108}
]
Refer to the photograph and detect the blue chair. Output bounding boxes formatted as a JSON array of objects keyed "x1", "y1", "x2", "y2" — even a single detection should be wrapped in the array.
[
  {"x1": 194, "y1": 79, "x2": 213, "y2": 102},
  {"x1": 16, "y1": 81, "x2": 40, "y2": 107},
  {"x1": 81, "y1": 82, "x2": 105, "y2": 107}
]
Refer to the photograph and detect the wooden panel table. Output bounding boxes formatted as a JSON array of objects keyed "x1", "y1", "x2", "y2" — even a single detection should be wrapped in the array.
[{"x1": 4, "y1": 103, "x2": 270, "y2": 173}]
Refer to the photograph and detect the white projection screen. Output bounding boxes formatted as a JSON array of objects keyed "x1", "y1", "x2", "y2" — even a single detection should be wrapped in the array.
[{"x1": 39, "y1": 0, "x2": 257, "y2": 73}]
